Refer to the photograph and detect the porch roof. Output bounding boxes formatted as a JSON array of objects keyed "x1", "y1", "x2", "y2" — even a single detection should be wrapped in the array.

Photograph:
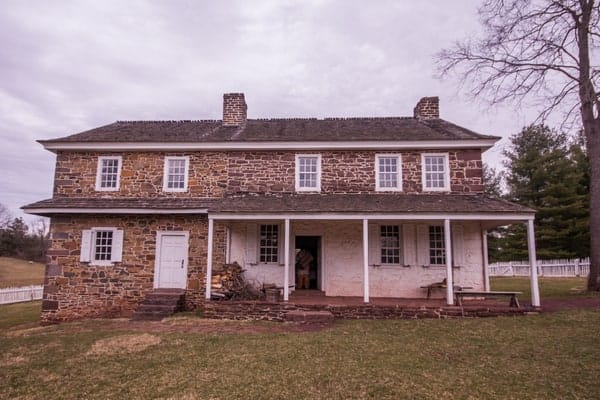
[
  {"x1": 209, "y1": 193, "x2": 534, "y2": 215},
  {"x1": 22, "y1": 193, "x2": 534, "y2": 219}
]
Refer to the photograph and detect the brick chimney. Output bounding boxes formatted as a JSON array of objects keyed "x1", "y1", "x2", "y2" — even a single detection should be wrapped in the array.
[
  {"x1": 413, "y1": 96, "x2": 439, "y2": 119},
  {"x1": 223, "y1": 93, "x2": 247, "y2": 126}
]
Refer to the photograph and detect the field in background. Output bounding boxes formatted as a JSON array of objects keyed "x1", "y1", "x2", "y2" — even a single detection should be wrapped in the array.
[
  {"x1": 491, "y1": 276, "x2": 599, "y2": 299},
  {"x1": 0, "y1": 257, "x2": 45, "y2": 288}
]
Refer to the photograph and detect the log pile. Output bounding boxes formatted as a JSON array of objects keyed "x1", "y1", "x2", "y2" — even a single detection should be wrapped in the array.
[{"x1": 211, "y1": 262, "x2": 258, "y2": 300}]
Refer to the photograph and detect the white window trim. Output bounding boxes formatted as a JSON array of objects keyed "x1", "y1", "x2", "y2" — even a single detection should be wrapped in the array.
[
  {"x1": 95, "y1": 156, "x2": 122, "y2": 192},
  {"x1": 375, "y1": 154, "x2": 403, "y2": 192},
  {"x1": 163, "y1": 156, "x2": 190, "y2": 192},
  {"x1": 421, "y1": 153, "x2": 450, "y2": 192},
  {"x1": 295, "y1": 154, "x2": 322, "y2": 192},
  {"x1": 82, "y1": 227, "x2": 123, "y2": 266},
  {"x1": 380, "y1": 224, "x2": 402, "y2": 265}
]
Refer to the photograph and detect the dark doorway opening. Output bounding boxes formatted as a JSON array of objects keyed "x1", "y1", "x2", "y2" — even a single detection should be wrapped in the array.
[{"x1": 295, "y1": 236, "x2": 321, "y2": 290}]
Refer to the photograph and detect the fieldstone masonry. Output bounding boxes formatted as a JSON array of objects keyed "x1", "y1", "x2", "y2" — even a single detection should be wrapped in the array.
[{"x1": 42, "y1": 215, "x2": 226, "y2": 323}]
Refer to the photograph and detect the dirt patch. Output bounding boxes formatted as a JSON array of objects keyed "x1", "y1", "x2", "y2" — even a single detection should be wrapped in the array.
[
  {"x1": 1, "y1": 354, "x2": 28, "y2": 367},
  {"x1": 540, "y1": 297, "x2": 600, "y2": 312},
  {"x1": 89, "y1": 317, "x2": 334, "y2": 335},
  {"x1": 86, "y1": 333, "x2": 161, "y2": 356}
]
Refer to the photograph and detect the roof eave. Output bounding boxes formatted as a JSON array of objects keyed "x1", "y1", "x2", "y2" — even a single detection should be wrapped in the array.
[{"x1": 38, "y1": 138, "x2": 499, "y2": 153}]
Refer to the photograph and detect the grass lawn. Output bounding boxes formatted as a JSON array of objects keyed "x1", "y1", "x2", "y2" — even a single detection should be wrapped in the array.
[
  {"x1": 1, "y1": 301, "x2": 599, "y2": 399},
  {"x1": 491, "y1": 276, "x2": 600, "y2": 299},
  {"x1": 0, "y1": 257, "x2": 45, "y2": 288}
]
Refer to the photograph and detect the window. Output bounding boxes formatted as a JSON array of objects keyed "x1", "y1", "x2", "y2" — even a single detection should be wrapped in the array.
[
  {"x1": 259, "y1": 224, "x2": 279, "y2": 263},
  {"x1": 380, "y1": 225, "x2": 401, "y2": 264},
  {"x1": 163, "y1": 156, "x2": 189, "y2": 192},
  {"x1": 429, "y1": 225, "x2": 446, "y2": 265},
  {"x1": 95, "y1": 156, "x2": 122, "y2": 191},
  {"x1": 80, "y1": 228, "x2": 123, "y2": 265},
  {"x1": 295, "y1": 155, "x2": 321, "y2": 191},
  {"x1": 422, "y1": 153, "x2": 450, "y2": 191},
  {"x1": 376, "y1": 154, "x2": 402, "y2": 191}
]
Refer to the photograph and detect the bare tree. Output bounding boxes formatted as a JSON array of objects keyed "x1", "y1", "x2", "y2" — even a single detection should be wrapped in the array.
[
  {"x1": 437, "y1": 0, "x2": 600, "y2": 291},
  {"x1": 0, "y1": 203, "x2": 11, "y2": 228}
]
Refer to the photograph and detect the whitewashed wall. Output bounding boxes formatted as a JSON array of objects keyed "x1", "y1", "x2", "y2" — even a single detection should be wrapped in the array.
[{"x1": 228, "y1": 220, "x2": 485, "y2": 298}]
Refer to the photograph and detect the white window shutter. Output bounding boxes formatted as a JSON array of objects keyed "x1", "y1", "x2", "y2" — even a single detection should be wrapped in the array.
[
  {"x1": 368, "y1": 223, "x2": 380, "y2": 265},
  {"x1": 416, "y1": 224, "x2": 430, "y2": 266},
  {"x1": 402, "y1": 224, "x2": 417, "y2": 266},
  {"x1": 111, "y1": 230, "x2": 124, "y2": 262},
  {"x1": 278, "y1": 223, "x2": 284, "y2": 265},
  {"x1": 452, "y1": 225, "x2": 465, "y2": 267},
  {"x1": 246, "y1": 223, "x2": 258, "y2": 264},
  {"x1": 80, "y1": 230, "x2": 92, "y2": 262}
]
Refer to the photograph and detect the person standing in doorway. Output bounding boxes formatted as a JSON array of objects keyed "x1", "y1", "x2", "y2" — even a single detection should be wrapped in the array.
[{"x1": 296, "y1": 249, "x2": 313, "y2": 289}]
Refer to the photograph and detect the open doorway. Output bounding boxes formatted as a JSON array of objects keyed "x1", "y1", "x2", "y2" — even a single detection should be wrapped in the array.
[{"x1": 295, "y1": 236, "x2": 321, "y2": 290}]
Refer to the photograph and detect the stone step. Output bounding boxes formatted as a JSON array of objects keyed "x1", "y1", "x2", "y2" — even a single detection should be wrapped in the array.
[
  {"x1": 131, "y1": 289, "x2": 186, "y2": 321},
  {"x1": 284, "y1": 310, "x2": 335, "y2": 323}
]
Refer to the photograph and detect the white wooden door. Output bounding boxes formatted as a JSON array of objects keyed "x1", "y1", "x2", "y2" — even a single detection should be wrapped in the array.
[{"x1": 156, "y1": 232, "x2": 189, "y2": 289}]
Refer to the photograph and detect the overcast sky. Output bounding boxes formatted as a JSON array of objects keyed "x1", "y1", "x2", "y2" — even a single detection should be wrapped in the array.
[{"x1": 1, "y1": 0, "x2": 548, "y2": 223}]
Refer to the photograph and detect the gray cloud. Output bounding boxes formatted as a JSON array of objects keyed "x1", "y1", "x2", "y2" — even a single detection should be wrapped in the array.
[{"x1": 0, "y1": 0, "x2": 549, "y2": 222}]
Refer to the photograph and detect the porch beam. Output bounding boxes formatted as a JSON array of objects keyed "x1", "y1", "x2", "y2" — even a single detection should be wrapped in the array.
[
  {"x1": 283, "y1": 219, "x2": 290, "y2": 301},
  {"x1": 205, "y1": 218, "x2": 214, "y2": 300},
  {"x1": 444, "y1": 219, "x2": 454, "y2": 305},
  {"x1": 362, "y1": 219, "x2": 370, "y2": 303},
  {"x1": 526, "y1": 220, "x2": 541, "y2": 307},
  {"x1": 482, "y1": 229, "x2": 490, "y2": 291}
]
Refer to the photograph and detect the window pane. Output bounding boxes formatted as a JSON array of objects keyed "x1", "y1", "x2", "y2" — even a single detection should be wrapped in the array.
[
  {"x1": 424, "y1": 156, "x2": 446, "y2": 189},
  {"x1": 100, "y1": 159, "x2": 119, "y2": 189},
  {"x1": 380, "y1": 225, "x2": 400, "y2": 264},
  {"x1": 167, "y1": 159, "x2": 186, "y2": 189},
  {"x1": 428, "y1": 225, "x2": 446, "y2": 265},
  {"x1": 94, "y1": 230, "x2": 113, "y2": 261},
  {"x1": 259, "y1": 224, "x2": 279, "y2": 263},
  {"x1": 298, "y1": 156, "x2": 318, "y2": 188},
  {"x1": 378, "y1": 156, "x2": 399, "y2": 189}
]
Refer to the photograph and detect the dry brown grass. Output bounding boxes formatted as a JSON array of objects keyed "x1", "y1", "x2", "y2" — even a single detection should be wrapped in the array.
[
  {"x1": 86, "y1": 333, "x2": 161, "y2": 356},
  {"x1": 0, "y1": 257, "x2": 45, "y2": 287}
]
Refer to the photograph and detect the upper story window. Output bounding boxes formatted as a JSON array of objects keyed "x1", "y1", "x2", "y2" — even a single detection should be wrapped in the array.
[
  {"x1": 259, "y1": 224, "x2": 279, "y2": 263},
  {"x1": 429, "y1": 225, "x2": 446, "y2": 265},
  {"x1": 380, "y1": 225, "x2": 401, "y2": 264},
  {"x1": 163, "y1": 156, "x2": 189, "y2": 192},
  {"x1": 376, "y1": 154, "x2": 402, "y2": 191},
  {"x1": 95, "y1": 156, "x2": 122, "y2": 191},
  {"x1": 422, "y1": 153, "x2": 450, "y2": 191},
  {"x1": 295, "y1": 154, "x2": 321, "y2": 192}
]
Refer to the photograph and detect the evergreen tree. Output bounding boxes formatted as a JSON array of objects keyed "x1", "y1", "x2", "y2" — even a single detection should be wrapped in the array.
[{"x1": 490, "y1": 125, "x2": 590, "y2": 261}]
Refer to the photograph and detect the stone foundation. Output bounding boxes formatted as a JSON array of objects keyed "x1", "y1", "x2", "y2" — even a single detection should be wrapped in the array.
[{"x1": 203, "y1": 300, "x2": 531, "y2": 322}]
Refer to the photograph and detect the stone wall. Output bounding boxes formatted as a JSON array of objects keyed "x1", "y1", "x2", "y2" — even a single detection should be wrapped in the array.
[
  {"x1": 203, "y1": 301, "x2": 529, "y2": 321},
  {"x1": 42, "y1": 214, "x2": 226, "y2": 323},
  {"x1": 52, "y1": 149, "x2": 482, "y2": 197},
  {"x1": 53, "y1": 151, "x2": 228, "y2": 198}
]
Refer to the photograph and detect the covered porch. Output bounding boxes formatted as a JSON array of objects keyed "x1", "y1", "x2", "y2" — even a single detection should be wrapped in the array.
[{"x1": 204, "y1": 194, "x2": 541, "y2": 308}]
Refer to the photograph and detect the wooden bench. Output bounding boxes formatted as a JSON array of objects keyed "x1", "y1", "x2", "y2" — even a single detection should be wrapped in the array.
[{"x1": 454, "y1": 290, "x2": 522, "y2": 308}]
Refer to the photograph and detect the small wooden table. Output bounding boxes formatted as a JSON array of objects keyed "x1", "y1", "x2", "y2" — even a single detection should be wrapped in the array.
[{"x1": 454, "y1": 290, "x2": 522, "y2": 308}]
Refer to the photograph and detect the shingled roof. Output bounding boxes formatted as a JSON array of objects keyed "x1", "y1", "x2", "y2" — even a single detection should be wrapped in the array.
[
  {"x1": 22, "y1": 194, "x2": 534, "y2": 217},
  {"x1": 39, "y1": 117, "x2": 498, "y2": 144}
]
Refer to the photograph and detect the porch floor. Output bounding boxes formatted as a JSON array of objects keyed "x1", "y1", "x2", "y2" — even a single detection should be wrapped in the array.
[{"x1": 288, "y1": 289, "x2": 529, "y2": 309}]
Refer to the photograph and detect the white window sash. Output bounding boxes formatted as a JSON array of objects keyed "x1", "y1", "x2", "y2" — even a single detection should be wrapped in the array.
[
  {"x1": 163, "y1": 156, "x2": 190, "y2": 192},
  {"x1": 375, "y1": 154, "x2": 403, "y2": 192},
  {"x1": 95, "y1": 156, "x2": 122, "y2": 191},
  {"x1": 421, "y1": 153, "x2": 450, "y2": 192},
  {"x1": 295, "y1": 154, "x2": 322, "y2": 192}
]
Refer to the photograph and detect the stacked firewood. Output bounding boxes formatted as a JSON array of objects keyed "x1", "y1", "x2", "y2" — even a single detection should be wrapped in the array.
[{"x1": 211, "y1": 262, "x2": 257, "y2": 300}]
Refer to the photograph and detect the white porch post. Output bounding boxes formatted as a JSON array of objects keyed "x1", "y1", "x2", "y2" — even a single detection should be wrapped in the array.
[
  {"x1": 205, "y1": 218, "x2": 214, "y2": 300},
  {"x1": 283, "y1": 218, "x2": 290, "y2": 301},
  {"x1": 526, "y1": 219, "x2": 541, "y2": 307},
  {"x1": 362, "y1": 219, "x2": 370, "y2": 303},
  {"x1": 444, "y1": 219, "x2": 454, "y2": 305},
  {"x1": 482, "y1": 229, "x2": 490, "y2": 292}
]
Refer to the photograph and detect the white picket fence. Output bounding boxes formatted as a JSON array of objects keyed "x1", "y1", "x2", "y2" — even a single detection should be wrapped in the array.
[
  {"x1": 0, "y1": 285, "x2": 44, "y2": 305},
  {"x1": 489, "y1": 258, "x2": 590, "y2": 277}
]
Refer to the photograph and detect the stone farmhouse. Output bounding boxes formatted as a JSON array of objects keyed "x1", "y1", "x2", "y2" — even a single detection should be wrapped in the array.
[{"x1": 23, "y1": 93, "x2": 541, "y2": 323}]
